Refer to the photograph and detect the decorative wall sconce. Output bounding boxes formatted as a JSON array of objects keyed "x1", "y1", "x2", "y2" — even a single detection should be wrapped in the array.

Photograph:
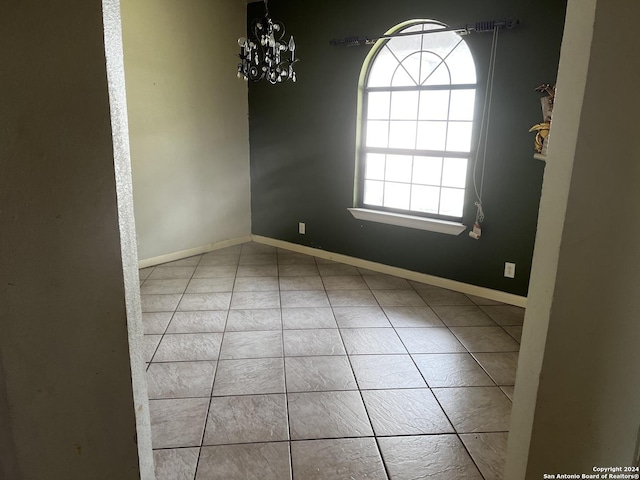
[{"x1": 237, "y1": 0, "x2": 298, "y2": 84}]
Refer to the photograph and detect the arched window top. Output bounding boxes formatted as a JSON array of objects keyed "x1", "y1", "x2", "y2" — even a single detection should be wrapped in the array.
[{"x1": 367, "y1": 20, "x2": 476, "y2": 88}]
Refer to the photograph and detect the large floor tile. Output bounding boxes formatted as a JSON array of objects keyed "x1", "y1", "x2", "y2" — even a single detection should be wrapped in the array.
[
  {"x1": 500, "y1": 386, "x2": 515, "y2": 401},
  {"x1": 185, "y1": 277, "x2": 235, "y2": 293},
  {"x1": 412, "y1": 353, "x2": 494, "y2": 387},
  {"x1": 141, "y1": 279, "x2": 189, "y2": 295},
  {"x1": 219, "y1": 331, "x2": 283, "y2": 359},
  {"x1": 503, "y1": 325, "x2": 523, "y2": 343},
  {"x1": 178, "y1": 293, "x2": 231, "y2": 311},
  {"x1": 340, "y1": 328, "x2": 407, "y2": 354},
  {"x1": 480, "y1": 305, "x2": 526, "y2": 325},
  {"x1": 230, "y1": 291, "x2": 280, "y2": 309},
  {"x1": 288, "y1": 391, "x2": 373, "y2": 439},
  {"x1": 212, "y1": 358, "x2": 285, "y2": 396},
  {"x1": 203, "y1": 394, "x2": 288, "y2": 445},
  {"x1": 166, "y1": 311, "x2": 227, "y2": 333},
  {"x1": 383, "y1": 306, "x2": 445, "y2": 327},
  {"x1": 153, "y1": 448, "x2": 199, "y2": 480},
  {"x1": 449, "y1": 327, "x2": 520, "y2": 352},
  {"x1": 139, "y1": 267, "x2": 153, "y2": 280},
  {"x1": 238, "y1": 253, "x2": 277, "y2": 266},
  {"x1": 349, "y1": 354, "x2": 426, "y2": 390},
  {"x1": 321, "y1": 275, "x2": 368, "y2": 290},
  {"x1": 232, "y1": 276, "x2": 279, "y2": 292},
  {"x1": 318, "y1": 263, "x2": 360, "y2": 276},
  {"x1": 460, "y1": 432, "x2": 509, "y2": 480},
  {"x1": 414, "y1": 285, "x2": 474, "y2": 306},
  {"x1": 236, "y1": 265, "x2": 278, "y2": 277},
  {"x1": 142, "y1": 312, "x2": 173, "y2": 334},
  {"x1": 144, "y1": 335, "x2": 162, "y2": 362},
  {"x1": 225, "y1": 308, "x2": 282, "y2": 331},
  {"x1": 364, "y1": 275, "x2": 412, "y2": 290},
  {"x1": 432, "y1": 387, "x2": 512, "y2": 433},
  {"x1": 279, "y1": 275, "x2": 324, "y2": 291},
  {"x1": 196, "y1": 442, "x2": 291, "y2": 480},
  {"x1": 395, "y1": 327, "x2": 466, "y2": 353},
  {"x1": 283, "y1": 329, "x2": 346, "y2": 356},
  {"x1": 291, "y1": 438, "x2": 387, "y2": 480},
  {"x1": 327, "y1": 290, "x2": 378, "y2": 307},
  {"x1": 149, "y1": 398, "x2": 209, "y2": 449},
  {"x1": 281, "y1": 290, "x2": 330, "y2": 308},
  {"x1": 432, "y1": 305, "x2": 497, "y2": 327},
  {"x1": 192, "y1": 265, "x2": 237, "y2": 278},
  {"x1": 278, "y1": 264, "x2": 318, "y2": 276},
  {"x1": 148, "y1": 266, "x2": 196, "y2": 280},
  {"x1": 372, "y1": 289, "x2": 427, "y2": 307},
  {"x1": 465, "y1": 294, "x2": 505, "y2": 306},
  {"x1": 162, "y1": 256, "x2": 202, "y2": 267},
  {"x1": 198, "y1": 254, "x2": 240, "y2": 266},
  {"x1": 333, "y1": 306, "x2": 391, "y2": 328},
  {"x1": 277, "y1": 252, "x2": 316, "y2": 265},
  {"x1": 146, "y1": 361, "x2": 217, "y2": 399},
  {"x1": 473, "y1": 352, "x2": 519, "y2": 385},
  {"x1": 281, "y1": 307, "x2": 337, "y2": 329},
  {"x1": 378, "y1": 435, "x2": 483, "y2": 479},
  {"x1": 285, "y1": 356, "x2": 357, "y2": 392},
  {"x1": 153, "y1": 333, "x2": 223, "y2": 362},
  {"x1": 362, "y1": 389, "x2": 454, "y2": 435},
  {"x1": 141, "y1": 294, "x2": 182, "y2": 313},
  {"x1": 241, "y1": 243, "x2": 276, "y2": 254}
]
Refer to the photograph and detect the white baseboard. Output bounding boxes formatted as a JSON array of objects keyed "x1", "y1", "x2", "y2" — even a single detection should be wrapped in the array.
[
  {"x1": 138, "y1": 235, "x2": 252, "y2": 269},
  {"x1": 252, "y1": 235, "x2": 527, "y2": 308}
]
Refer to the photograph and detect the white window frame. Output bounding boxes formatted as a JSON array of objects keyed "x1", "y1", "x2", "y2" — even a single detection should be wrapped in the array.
[{"x1": 351, "y1": 19, "x2": 477, "y2": 234}]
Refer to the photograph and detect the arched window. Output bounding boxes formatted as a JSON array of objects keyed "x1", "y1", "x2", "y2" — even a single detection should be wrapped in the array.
[{"x1": 356, "y1": 20, "x2": 477, "y2": 220}]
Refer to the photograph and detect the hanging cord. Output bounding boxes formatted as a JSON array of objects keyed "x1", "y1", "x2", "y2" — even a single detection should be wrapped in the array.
[{"x1": 472, "y1": 26, "x2": 499, "y2": 229}]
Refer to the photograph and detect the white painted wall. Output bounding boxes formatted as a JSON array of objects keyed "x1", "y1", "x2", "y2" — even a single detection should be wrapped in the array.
[
  {"x1": 122, "y1": 0, "x2": 251, "y2": 262},
  {"x1": 507, "y1": 0, "x2": 640, "y2": 476},
  {"x1": 0, "y1": 2, "x2": 144, "y2": 478}
]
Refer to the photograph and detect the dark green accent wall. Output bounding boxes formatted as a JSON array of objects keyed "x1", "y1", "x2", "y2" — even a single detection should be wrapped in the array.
[{"x1": 248, "y1": 0, "x2": 567, "y2": 297}]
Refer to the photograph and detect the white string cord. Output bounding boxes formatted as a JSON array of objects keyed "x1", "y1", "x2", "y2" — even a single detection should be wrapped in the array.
[{"x1": 472, "y1": 26, "x2": 499, "y2": 226}]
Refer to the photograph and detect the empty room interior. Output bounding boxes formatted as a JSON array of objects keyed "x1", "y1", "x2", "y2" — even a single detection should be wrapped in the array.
[{"x1": 1, "y1": 0, "x2": 639, "y2": 480}]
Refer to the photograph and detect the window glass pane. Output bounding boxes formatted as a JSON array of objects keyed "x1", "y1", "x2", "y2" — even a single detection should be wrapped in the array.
[
  {"x1": 385, "y1": 154, "x2": 412, "y2": 183},
  {"x1": 366, "y1": 121, "x2": 389, "y2": 148},
  {"x1": 386, "y1": 33, "x2": 422, "y2": 64},
  {"x1": 367, "y1": 92, "x2": 391, "y2": 120},
  {"x1": 446, "y1": 122, "x2": 472, "y2": 152},
  {"x1": 418, "y1": 90, "x2": 449, "y2": 120},
  {"x1": 411, "y1": 185, "x2": 440, "y2": 213},
  {"x1": 391, "y1": 65, "x2": 417, "y2": 87},
  {"x1": 446, "y1": 42, "x2": 476, "y2": 84},
  {"x1": 365, "y1": 153, "x2": 386, "y2": 180},
  {"x1": 439, "y1": 187, "x2": 465, "y2": 217},
  {"x1": 389, "y1": 121, "x2": 417, "y2": 149},
  {"x1": 422, "y1": 62, "x2": 451, "y2": 86},
  {"x1": 364, "y1": 180, "x2": 384, "y2": 206},
  {"x1": 412, "y1": 156, "x2": 442, "y2": 185},
  {"x1": 441, "y1": 157, "x2": 467, "y2": 188},
  {"x1": 449, "y1": 90, "x2": 475, "y2": 120},
  {"x1": 416, "y1": 121, "x2": 446, "y2": 151},
  {"x1": 384, "y1": 182, "x2": 410, "y2": 210},
  {"x1": 390, "y1": 91, "x2": 419, "y2": 120},
  {"x1": 367, "y1": 47, "x2": 397, "y2": 87},
  {"x1": 424, "y1": 31, "x2": 462, "y2": 59}
]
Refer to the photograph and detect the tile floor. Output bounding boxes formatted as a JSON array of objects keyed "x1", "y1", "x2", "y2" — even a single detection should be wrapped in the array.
[{"x1": 139, "y1": 242, "x2": 524, "y2": 480}]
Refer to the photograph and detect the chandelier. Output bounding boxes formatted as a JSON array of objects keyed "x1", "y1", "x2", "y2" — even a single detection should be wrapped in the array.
[{"x1": 237, "y1": 0, "x2": 297, "y2": 84}]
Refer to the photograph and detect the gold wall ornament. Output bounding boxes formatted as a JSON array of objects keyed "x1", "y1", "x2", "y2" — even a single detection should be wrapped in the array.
[{"x1": 529, "y1": 84, "x2": 555, "y2": 154}]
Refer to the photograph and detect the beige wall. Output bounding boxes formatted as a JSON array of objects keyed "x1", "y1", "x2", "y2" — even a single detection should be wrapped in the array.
[
  {"x1": 122, "y1": 0, "x2": 251, "y2": 262},
  {"x1": 507, "y1": 0, "x2": 640, "y2": 476},
  {"x1": 0, "y1": 1, "x2": 143, "y2": 479}
]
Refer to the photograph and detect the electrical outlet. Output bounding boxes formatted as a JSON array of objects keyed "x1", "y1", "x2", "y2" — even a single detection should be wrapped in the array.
[
  {"x1": 504, "y1": 262, "x2": 516, "y2": 278},
  {"x1": 299, "y1": 222, "x2": 306, "y2": 234}
]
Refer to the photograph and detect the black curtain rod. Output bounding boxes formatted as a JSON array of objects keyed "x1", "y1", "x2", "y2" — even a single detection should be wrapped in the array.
[{"x1": 329, "y1": 18, "x2": 519, "y2": 47}]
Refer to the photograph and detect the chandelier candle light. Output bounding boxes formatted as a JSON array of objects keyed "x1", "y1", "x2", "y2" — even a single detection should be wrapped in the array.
[{"x1": 237, "y1": 0, "x2": 298, "y2": 84}]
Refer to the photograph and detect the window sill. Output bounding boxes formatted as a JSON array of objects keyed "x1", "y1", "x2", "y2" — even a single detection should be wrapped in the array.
[{"x1": 348, "y1": 208, "x2": 467, "y2": 235}]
